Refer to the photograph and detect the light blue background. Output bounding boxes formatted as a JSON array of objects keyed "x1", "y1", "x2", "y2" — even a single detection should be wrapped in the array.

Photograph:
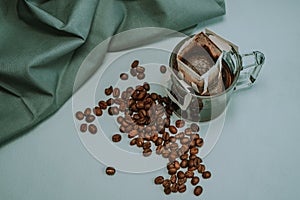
[{"x1": 1, "y1": 0, "x2": 300, "y2": 199}]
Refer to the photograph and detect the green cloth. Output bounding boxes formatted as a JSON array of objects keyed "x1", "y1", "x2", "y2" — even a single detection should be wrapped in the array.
[{"x1": 0, "y1": 0, "x2": 225, "y2": 145}]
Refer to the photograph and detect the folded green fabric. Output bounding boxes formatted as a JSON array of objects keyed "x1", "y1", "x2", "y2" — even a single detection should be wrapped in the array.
[{"x1": 0, "y1": 0, "x2": 225, "y2": 145}]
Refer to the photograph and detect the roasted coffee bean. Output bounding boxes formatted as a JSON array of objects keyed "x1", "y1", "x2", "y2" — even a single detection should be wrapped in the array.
[
  {"x1": 185, "y1": 170, "x2": 194, "y2": 178},
  {"x1": 130, "y1": 138, "x2": 137, "y2": 146},
  {"x1": 180, "y1": 160, "x2": 188, "y2": 168},
  {"x1": 188, "y1": 159, "x2": 194, "y2": 168},
  {"x1": 184, "y1": 128, "x2": 192, "y2": 135},
  {"x1": 137, "y1": 72, "x2": 145, "y2": 80},
  {"x1": 180, "y1": 153, "x2": 189, "y2": 160},
  {"x1": 112, "y1": 134, "x2": 122, "y2": 142},
  {"x1": 112, "y1": 106, "x2": 119, "y2": 115},
  {"x1": 155, "y1": 138, "x2": 163, "y2": 146},
  {"x1": 178, "y1": 184, "x2": 186, "y2": 193},
  {"x1": 170, "y1": 174, "x2": 177, "y2": 184},
  {"x1": 150, "y1": 93, "x2": 158, "y2": 100},
  {"x1": 93, "y1": 107, "x2": 102, "y2": 116},
  {"x1": 136, "y1": 101, "x2": 144, "y2": 109},
  {"x1": 143, "y1": 82, "x2": 150, "y2": 91},
  {"x1": 195, "y1": 138, "x2": 204, "y2": 147},
  {"x1": 169, "y1": 126, "x2": 177, "y2": 134},
  {"x1": 169, "y1": 136, "x2": 176, "y2": 143},
  {"x1": 136, "y1": 66, "x2": 145, "y2": 73},
  {"x1": 198, "y1": 164, "x2": 206, "y2": 173},
  {"x1": 88, "y1": 124, "x2": 97, "y2": 134},
  {"x1": 170, "y1": 143, "x2": 179, "y2": 151},
  {"x1": 113, "y1": 88, "x2": 120, "y2": 98},
  {"x1": 162, "y1": 132, "x2": 170, "y2": 141},
  {"x1": 191, "y1": 123, "x2": 200, "y2": 132},
  {"x1": 194, "y1": 186, "x2": 203, "y2": 196},
  {"x1": 105, "y1": 167, "x2": 116, "y2": 176},
  {"x1": 160, "y1": 65, "x2": 167, "y2": 73},
  {"x1": 177, "y1": 178, "x2": 187, "y2": 185},
  {"x1": 104, "y1": 86, "x2": 113, "y2": 96},
  {"x1": 75, "y1": 111, "x2": 84, "y2": 120},
  {"x1": 168, "y1": 153, "x2": 177, "y2": 162},
  {"x1": 108, "y1": 107, "x2": 113, "y2": 116},
  {"x1": 143, "y1": 148, "x2": 152, "y2": 157},
  {"x1": 190, "y1": 147, "x2": 199, "y2": 155},
  {"x1": 84, "y1": 108, "x2": 91, "y2": 116},
  {"x1": 180, "y1": 137, "x2": 190, "y2": 144},
  {"x1": 131, "y1": 60, "x2": 139, "y2": 68},
  {"x1": 164, "y1": 187, "x2": 171, "y2": 195},
  {"x1": 191, "y1": 177, "x2": 200, "y2": 186},
  {"x1": 80, "y1": 123, "x2": 87, "y2": 132},
  {"x1": 163, "y1": 118, "x2": 170, "y2": 128},
  {"x1": 85, "y1": 115, "x2": 95, "y2": 123},
  {"x1": 177, "y1": 171, "x2": 185, "y2": 179},
  {"x1": 202, "y1": 171, "x2": 211, "y2": 179},
  {"x1": 154, "y1": 176, "x2": 164, "y2": 185},
  {"x1": 130, "y1": 68, "x2": 137, "y2": 76},
  {"x1": 175, "y1": 120, "x2": 185, "y2": 128},
  {"x1": 156, "y1": 145, "x2": 163, "y2": 154},
  {"x1": 175, "y1": 132, "x2": 185, "y2": 139},
  {"x1": 170, "y1": 183, "x2": 178, "y2": 193},
  {"x1": 119, "y1": 126, "x2": 126, "y2": 133},
  {"x1": 117, "y1": 116, "x2": 124, "y2": 124},
  {"x1": 162, "y1": 151, "x2": 170, "y2": 159},
  {"x1": 143, "y1": 141, "x2": 151, "y2": 149},
  {"x1": 162, "y1": 179, "x2": 171, "y2": 188},
  {"x1": 137, "y1": 91, "x2": 146, "y2": 100},
  {"x1": 98, "y1": 101, "x2": 108, "y2": 110},
  {"x1": 120, "y1": 73, "x2": 128, "y2": 80},
  {"x1": 193, "y1": 157, "x2": 202, "y2": 167}
]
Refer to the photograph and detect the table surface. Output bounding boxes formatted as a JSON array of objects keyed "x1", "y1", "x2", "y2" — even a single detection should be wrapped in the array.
[{"x1": 1, "y1": 0, "x2": 300, "y2": 199}]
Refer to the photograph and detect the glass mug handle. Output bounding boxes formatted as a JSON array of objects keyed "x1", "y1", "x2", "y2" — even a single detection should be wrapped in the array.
[{"x1": 235, "y1": 51, "x2": 265, "y2": 90}]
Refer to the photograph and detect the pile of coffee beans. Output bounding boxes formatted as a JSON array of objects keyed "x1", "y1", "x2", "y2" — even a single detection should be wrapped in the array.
[{"x1": 75, "y1": 60, "x2": 211, "y2": 196}]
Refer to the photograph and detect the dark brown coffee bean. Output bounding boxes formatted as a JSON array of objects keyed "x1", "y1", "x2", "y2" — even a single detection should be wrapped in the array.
[
  {"x1": 136, "y1": 66, "x2": 145, "y2": 73},
  {"x1": 143, "y1": 82, "x2": 150, "y2": 91},
  {"x1": 169, "y1": 126, "x2": 177, "y2": 134},
  {"x1": 117, "y1": 116, "x2": 123, "y2": 124},
  {"x1": 170, "y1": 183, "x2": 178, "y2": 193},
  {"x1": 177, "y1": 178, "x2": 186, "y2": 185},
  {"x1": 194, "y1": 186, "x2": 203, "y2": 196},
  {"x1": 190, "y1": 147, "x2": 199, "y2": 155},
  {"x1": 104, "y1": 86, "x2": 113, "y2": 96},
  {"x1": 191, "y1": 176, "x2": 200, "y2": 186},
  {"x1": 143, "y1": 141, "x2": 151, "y2": 149},
  {"x1": 185, "y1": 171, "x2": 194, "y2": 179},
  {"x1": 119, "y1": 126, "x2": 126, "y2": 133},
  {"x1": 131, "y1": 60, "x2": 139, "y2": 68},
  {"x1": 178, "y1": 184, "x2": 186, "y2": 193},
  {"x1": 130, "y1": 68, "x2": 137, "y2": 76},
  {"x1": 112, "y1": 106, "x2": 119, "y2": 115},
  {"x1": 105, "y1": 167, "x2": 116, "y2": 176},
  {"x1": 170, "y1": 174, "x2": 177, "y2": 184},
  {"x1": 80, "y1": 123, "x2": 87, "y2": 132},
  {"x1": 150, "y1": 93, "x2": 158, "y2": 100},
  {"x1": 130, "y1": 138, "x2": 137, "y2": 146},
  {"x1": 88, "y1": 124, "x2": 97, "y2": 134},
  {"x1": 136, "y1": 101, "x2": 144, "y2": 109},
  {"x1": 168, "y1": 167, "x2": 177, "y2": 175},
  {"x1": 188, "y1": 159, "x2": 194, "y2": 168},
  {"x1": 164, "y1": 187, "x2": 171, "y2": 195},
  {"x1": 137, "y1": 72, "x2": 145, "y2": 80},
  {"x1": 112, "y1": 88, "x2": 120, "y2": 98},
  {"x1": 108, "y1": 107, "x2": 113, "y2": 116},
  {"x1": 160, "y1": 65, "x2": 167, "y2": 73},
  {"x1": 162, "y1": 179, "x2": 171, "y2": 188},
  {"x1": 191, "y1": 123, "x2": 200, "y2": 132},
  {"x1": 193, "y1": 157, "x2": 202, "y2": 167},
  {"x1": 143, "y1": 148, "x2": 152, "y2": 157},
  {"x1": 85, "y1": 115, "x2": 95, "y2": 123},
  {"x1": 93, "y1": 107, "x2": 102, "y2": 116},
  {"x1": 177, "y1": 171, "x2": 185, "y2": 179},
  {"x1": 198, "y1": 164, "x2": 206, "y2": 173},
  {"x1": 202, "y1": 171, "x2": 211, "y2": 179},
  {"x1": 195, "y1": 138, "x2": 204, "y2": 147},
  {"x1": 112, "y1": 134, "x2": 122, "y2": 142},
  {"x1": 98, "y1": 101, "x2": 107, "y2": 110},
  {"x1": 75, "y1": 111, "x2": 84, "y2": 120},
  {"x1": 120, "y1": 73, "x2": 128, "y2": 80},
  {"x1": 162, "y1": 132, "x2": 170, "y2": 141},
  {"x1": 180, "y1": 153, "x2": 189, "y2": 160},
  {"x1": 180, "y1": 160, "x2": 188, "y2": 168},
  {"x1": 175, "y1": 120, "x2": 185, "y2": 128},
  {"x1": 184, "y1": 128, "x2": 192, "y2": 135},
  {"x1": 164, "y1": 118, "x2": 170, "y2": 128},
  {"x1": 168, "y1": 153, "x2": 177, "y2": 162},
  {"x1": 137, "y1": 91, "x2": 146, "y2": 100},
  {"x1": 84, "y1": 108, "x2": 91, "y2": 116},
  {"x1": 154, "y1": 176, "x2": 164, "y2": 185}
]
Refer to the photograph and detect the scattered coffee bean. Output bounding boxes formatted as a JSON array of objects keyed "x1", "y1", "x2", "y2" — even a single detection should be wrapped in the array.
[
  {"x1": 130, "y1": 68, "x2": 137, "y2": 76},
  {"x1": 185, "y1": 170, "x2": 194, "y2": 178},
  {"x1": 194, "y1": 186, "x2": 203, "y2": 196},
  {"x1": 169, "y1": 126, "x2": 178, "y2": 134},
  {"x1": 113, "y1": 88, "x2": 120, "y2": 98},
  {"x1": 162, "y1": 179, "x2": 171, "y2": 188},
  {"x1": 84, "y1": 108, "x2": 91, "y2": 116},
  {"x1": 143, "y1": 148, "x2": 152, "y2": 157},
  {"x1": 105, "y1": 86, "x2": 113, "y2": 96},
  {"x1": 191, "y1": 123, "x2": 200, "y2": 132},
  {"x1": 80, "y1": 123, "x2": 87, "y2": 132},
  {"x1": 177, "y1": 171, "x2": 185, "y2": 179},
  {"x1": 175, "y1": 120, "x2": 185, "y2": 128},
  {"x1": 154, "y1": 176, "x2": 164, "y2": 185},
  {"x1": 190, "y1": 147, "x2": 199, "y2": 155},
  {"x1": 191, "y1": 176, "x2": 200, "y2": 186},
  {"x1": 136, "y1": 66, "x2": 145, "y2": 73},
  {"x1": 198, "y1": 164, "x2": 206, "y2": 173},
  {"x1": 160, "y1": 65, "x2": 167, "y2": 73},
  {"x1": 143, "y1": 82, "x2": 150, "y2": 91},
  {"x1": 120, "y1": 73, "x2": 128, "y2": 80},
  {"x1": 88, "y1": 124, "x2": 97, "y2": 134},
  {"x1": 93, "y1": 107, "x2": 103, "y2": 116},
  {"x1": 164, "y1": 187, "x2": 171, "y2": 195},
  {"x1": 178, "y1": 184, "x2": 186, "y2": 193},
  {"x1": 202, "y1": 171, "x2": 211, "y2": 179},
  {"x1": 75, "y1": 111, "x2": 84, "y2": 120},
  {"x1": 98, "y1": 100, "x2": 108, "y2": 110},
  {"x1": 137, "y1": 72, "x2": 145, "y2": 80},
  {"x1": 106, "y1": 98, "x2": 114, "y2": 106},
  {"x1": 131, "y1": 60, "x2": 139, "y2": 68},
  {"x1": 85, "y1": 115, "x2": 95, "y2": 123},
  {"x1": 112, "y1": 134, "x2": 122, "y2": 142},
  {"x1": 106, "y1": 167, "x2": 116, "y2": 176}
]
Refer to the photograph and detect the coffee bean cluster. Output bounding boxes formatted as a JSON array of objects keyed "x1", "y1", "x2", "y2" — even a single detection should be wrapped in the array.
[
  {"x1": 75, "y1": 60, "x2": 211, "y2": 196},
  {"x1": 75, "y1": 108, "x2": 97, "y2": 134}
]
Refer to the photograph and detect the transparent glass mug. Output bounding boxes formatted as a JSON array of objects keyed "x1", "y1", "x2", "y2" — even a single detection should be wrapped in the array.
[{"x1": 167, "y1": 38, "x2": 265, "y2": 122}]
